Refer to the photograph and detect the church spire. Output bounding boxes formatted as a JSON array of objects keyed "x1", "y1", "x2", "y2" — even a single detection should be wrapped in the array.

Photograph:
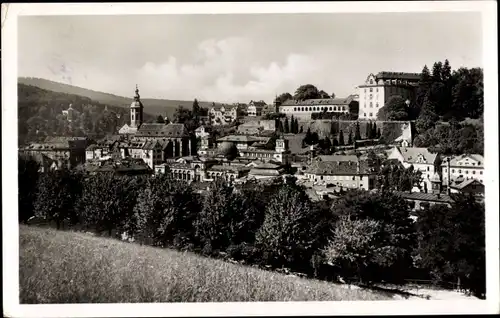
[{"x1": 134, "y1": 84, "x2": 140, "y2": 101}]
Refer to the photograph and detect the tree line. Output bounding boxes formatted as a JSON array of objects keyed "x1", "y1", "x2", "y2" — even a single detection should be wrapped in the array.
[{"x1": 19, "y1": 155, "x2": 485, "y2": 298}]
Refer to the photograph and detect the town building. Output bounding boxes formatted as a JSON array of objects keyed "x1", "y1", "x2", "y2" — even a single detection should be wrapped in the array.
[
  {"x1": 387, "y1": 146, "x2": 441, "y2": 193},
  {"x1": 85, "y1": 135, "x2": 122, "y2": 161},
  {"x1": 448, "y1": 178, "x2": 485, "y2": 197},
  {"x1": 358, "y1": 72, "x2": 420, "y2": 120},
  {"x1": 394, "y1": 191, "x2": 453, "y2": 212},
  {"x1": 194, "y1": 125, "x2": 212, "y2": 138},
  {"x1": 441, "y1": 154, "x2": 484, "y2": 187},
  {"x1": 246, "y1": 100, "x2": 267, "y2": 116},
  {"x1": 209, "y1": 103, "x2": 242, "y2": 126},
  {"x1": 303, "y1": 159, "x2": 376, "y2": 191},
  {"x1": 237, "y1": 119, "x2": 276, "y2": 135},
  {"x1": 82, "y1": 157, "x2": 152, "y2": 176},
  {"x1": 20, "y1": 136, "x2": 93, "y2": 170},
  {"x1": 278, "y1": 96, "x2": 355, "y2": 120}
]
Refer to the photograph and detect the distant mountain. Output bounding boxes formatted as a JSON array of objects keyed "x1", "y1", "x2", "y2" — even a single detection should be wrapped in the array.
[{"x1": 18, "y1": 77, "x2": 225, "y2": 119}]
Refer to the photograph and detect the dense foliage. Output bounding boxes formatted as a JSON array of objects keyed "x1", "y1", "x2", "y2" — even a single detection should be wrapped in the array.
[{"x1": 19, "y1": 159, "x2": 486, "y2": 297}]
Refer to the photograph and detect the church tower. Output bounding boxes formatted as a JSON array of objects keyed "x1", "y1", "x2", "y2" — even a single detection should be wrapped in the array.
[{"x1": 130, "y1": 84, "x2": 144, "y2": 128}]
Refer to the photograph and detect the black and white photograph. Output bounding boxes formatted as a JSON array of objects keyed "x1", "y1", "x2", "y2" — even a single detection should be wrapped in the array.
[{"x1": 2, "y1": 1, "x2": 499, "y2": 317}]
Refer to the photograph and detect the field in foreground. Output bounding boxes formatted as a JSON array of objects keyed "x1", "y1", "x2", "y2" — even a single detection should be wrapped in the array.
[{"x1": 19, "y1": 225, "x2": 392, "y2": 303}]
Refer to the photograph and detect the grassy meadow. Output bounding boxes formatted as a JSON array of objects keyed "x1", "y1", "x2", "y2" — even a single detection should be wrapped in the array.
[{"x1": 19, "y1": 225, "x2": 392, "y2": 303}]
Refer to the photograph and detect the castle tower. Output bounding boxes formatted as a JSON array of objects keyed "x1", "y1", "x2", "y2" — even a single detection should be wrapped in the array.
[{"x1": 130, "y1": 84, "x2": 144, "y2": 128}]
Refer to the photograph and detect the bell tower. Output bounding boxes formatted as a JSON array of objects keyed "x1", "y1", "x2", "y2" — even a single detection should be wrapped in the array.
[{"x1": 130, "y1": 84, "x2": 144, "y2": 128}]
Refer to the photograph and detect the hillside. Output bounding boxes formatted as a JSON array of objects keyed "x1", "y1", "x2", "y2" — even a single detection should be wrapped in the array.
[
  {"x1": 17, "y1": 83, "x2": 156, "y2": 144},
  {"x1": 18, "y1": 77, "x2": 225, "y2": 118},
  {"x1": 19, "y1": 225, "x2": 392, "y2": 303}
]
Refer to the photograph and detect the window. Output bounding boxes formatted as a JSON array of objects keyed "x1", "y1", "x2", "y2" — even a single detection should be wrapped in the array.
[
  {"x1": 459, "y1": 169, "x2": 462, "y2": 173},
  {"x1": 369, "y1": 113, "x2": 373, "y2": 117},
  {"x1": 364, "y1": 113, "x2": 367, "y2": 117},
  {"x1": 444, "y1": 169, "x2": 447, "y2": 173},
  {"x1": 452, "y1": 169, "x2": 455, "y2": 173},
  {"x1": 480, "y1": 171, "x2": 483, "y2": 175},
  {"x1": 376, "y1": 103, "x2": 379, "y2": 108},
  {"x1": 376, "y1": 88, "x2": 379, "y2": 92},
  {"x1": 473, "y1": 171, "x2": 476, "y2": 174},
  {"x1": 370, "y1": 102, "x2": 373, "y2": 108},
  {"x1": 294, "y1": 107, "x2": 297, "y2": 111},
  {"x1": 427, "y1": 167, "x2": 430, "y2": 171},
  {"x1": 465, "y1": 170, "x2": 469, "y2": 174},
  {"x1": 364, "y1": 88, "x2": 367, "y2": 93},
  {"x1": 334, "y1": 106, "x2": 337, "y2": 111},
  {"x1": 370, "y1": 88, "x2": 373, "y2": 92},
  {"x1": 370, "y1": 94, "x2": 373, "y2": 99},
  {"x1": 329, "y1": 107, "x2": 332, "y2": 111},
  {"x1": 352, "y1": 176, "x2": 355, "y2": 180},
  {"x1": 370, "y1": 79, "x2": 373, "y2": 84}
]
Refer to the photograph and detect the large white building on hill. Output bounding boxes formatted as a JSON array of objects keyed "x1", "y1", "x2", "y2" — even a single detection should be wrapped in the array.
[{"x1": 358, "y1": 72, "x2": 420, "y2": 120}]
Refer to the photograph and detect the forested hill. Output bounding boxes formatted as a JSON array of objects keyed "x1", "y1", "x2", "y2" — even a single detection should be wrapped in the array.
[
  {"x1": 18, "y1": 77, "x2": 223, "y2": 119},
  {"x1": 18, "y1": 83, "x2": 156, "y2": 145}
]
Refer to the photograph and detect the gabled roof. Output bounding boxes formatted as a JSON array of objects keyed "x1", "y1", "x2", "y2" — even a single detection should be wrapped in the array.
[
  {"x1": 397, "y1": 147, "x2": 438, "y2": 164},
  {"x1": 136, "y1": 123, "x2": 188, "y2": 137},
  {"x1": 450, "y1": 178, "x2": 484, "y2": 190},
  {"x1": 281, "y1": 96, "x2": 354, "y2": 106},
  {"x1": 444, "y1": 154, "x2": 484, "y2": 168},
  {"x1": 217, "y1": 135, "x2": 269, "y2": 143},
  {"x1": 195, "y1": 125, "x2": 212, "y2": 132}
]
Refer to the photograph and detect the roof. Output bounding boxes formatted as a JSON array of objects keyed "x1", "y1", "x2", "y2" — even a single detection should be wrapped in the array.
[
  {"x1": 444, "y1": 154, "x2": 484, "y2": 168},
  {"x1": 394, "y1": 123, "x2": 413, "y2": 142},
  {"x1": 118, "y1": 124, "x2": 138, "y2": 135},
  {"x1": 210, "y1": 103, "x2": 239, "y2": 111},
  {"x1": 217, "y1": 135, "x2": 269, "y2": 143},
  {"x1": 450, "y1": 178, "x2": 484, "y2": 190},
  {"x1": 317, "y1": 155, "x2": 359, "y2": 163},
  {"x1": 397, "y1": 147, "x2": 438, "y2": 164},
  {"x1": 281, "y1": 96, "x2": 354, "y2": 106},
  {"x1": 375, "y1": 72, "x2": 421, "y2": 81},
  {"x1": 305, "y1": 160, "x2": 374, "y2": 176},
  {"x1": 394, "y1": 191, "x2": 454, "y2": 203},
  {"x1": 248, "y1": 161, "x2": 282, "y2": 169},
  {"x1": 195, "y1": 125, "x2": 212, "y2": 132},
  {"x1": 249, "y1": 168, "x2": 283, "y2": 176},
  {"x1": 207, "y1": 165, "x2": 250, "y2": 173},
  {"x1": 136, "y1": 123, "x2": 188, "y2": 137},
  {"x1": 430, "y1": 172, "x2": 441, "y2": 182},
  {"x1": 248, "y1": 100, "x2": 267, "y2": 107}
]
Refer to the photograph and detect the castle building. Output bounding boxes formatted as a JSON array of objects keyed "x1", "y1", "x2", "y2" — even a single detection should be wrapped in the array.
[
  {"x1": 209, "y1": 103, "x2": 242, "y2": 126},
  {"x1": 278, "y1": 96, "x2": 355, "y2": 120},
  {"x1": 358, "y1": 72, "x2": 420, "y2": 120}
]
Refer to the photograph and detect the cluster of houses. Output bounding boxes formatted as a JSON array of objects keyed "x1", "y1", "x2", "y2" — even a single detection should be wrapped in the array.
[{"x1": 19, "y1": 71, "x2": 485, "y2": 212}]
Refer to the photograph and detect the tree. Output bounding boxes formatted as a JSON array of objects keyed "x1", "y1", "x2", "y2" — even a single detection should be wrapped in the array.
[
  {"x1": 354, "y1": 121, "x2": 361, "y2": 141},
  {"x1": 34, "y1": 169, "x2": 82, "y2": 229},
  {"x1": 255, "y1": 185, "x2": 330, "y2": 271},
  {"x1": 192, "y1": 98, "x2": 201, "y2": 117},
  {"x1": 275, "y1": 92, "x2": 293, "y2": 106},
  {"x1": 372, "y1": 122, "x2": 378, "y2": 139},
  {"x1": 338, "y1": 129, "x2": 345, "y2": 146},
  {"x1": 318, "y1": 90, "x2": 330, "y2": 99},
  {"x1": 416, "y1": 92, "x2": 440, "y2": 133},
  {"x1": 78, "y1": 173, "x2": 139, "y2": 236},
  {"x1": 377, "y1": 95, "x2": 409, "y2": 121},
  {"x1": 441, "y1": 59, "x2": 452, "y2": 82},
  {"x1": 331, "y1": 92, "x2": 336, "y2": 99},
  {"x1": 376, "y1": 161, "x2": 422, "y2": 192},
  {"x1": 18, "y1": 155, "x2": 40, "y2": 223},
  {"x1": 432, "y1": 61, "x2": 443, "y2": 82},
  {"x1": 299, "y1": 125, "x2": 303, "y2": 133},
  {"x1": 156, "y1": 115, "x2": 165, "y2": 123},
  {"x1": 365, "y1": 122, "x2": 372, "y2": 139},
  {"x1": 294, "y1": 84, "x2": 321, "y2": 101},
  {"x1": 290, "y1": 115, "x2": 296, "y2": 133},
  {"x1": 194, "y1": 180, "x2": 264, "y2": 255},
  {"x1": 415, "y1": 194, "x2": 485, "y2": 298},
  {"x1": 330, "y1": 190, "x2": 416, "y2": 284},
  {"x1": 133, "y1": 175, "x2": 200, "y2": 248},
  {"x1": 347, "y1": 130, "x2": 353, "y2": 145},
  {"x1": 376, "y1": 128, "x2": 381, "y2": 138},
  {"x1": 284, "y1": 117, "x2": 290, "y2": 133}
]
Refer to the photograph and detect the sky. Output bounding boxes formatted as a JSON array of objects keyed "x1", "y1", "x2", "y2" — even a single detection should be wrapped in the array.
[{"x1": 18, "y1": 12, "x2": 483, "y2": 104}]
